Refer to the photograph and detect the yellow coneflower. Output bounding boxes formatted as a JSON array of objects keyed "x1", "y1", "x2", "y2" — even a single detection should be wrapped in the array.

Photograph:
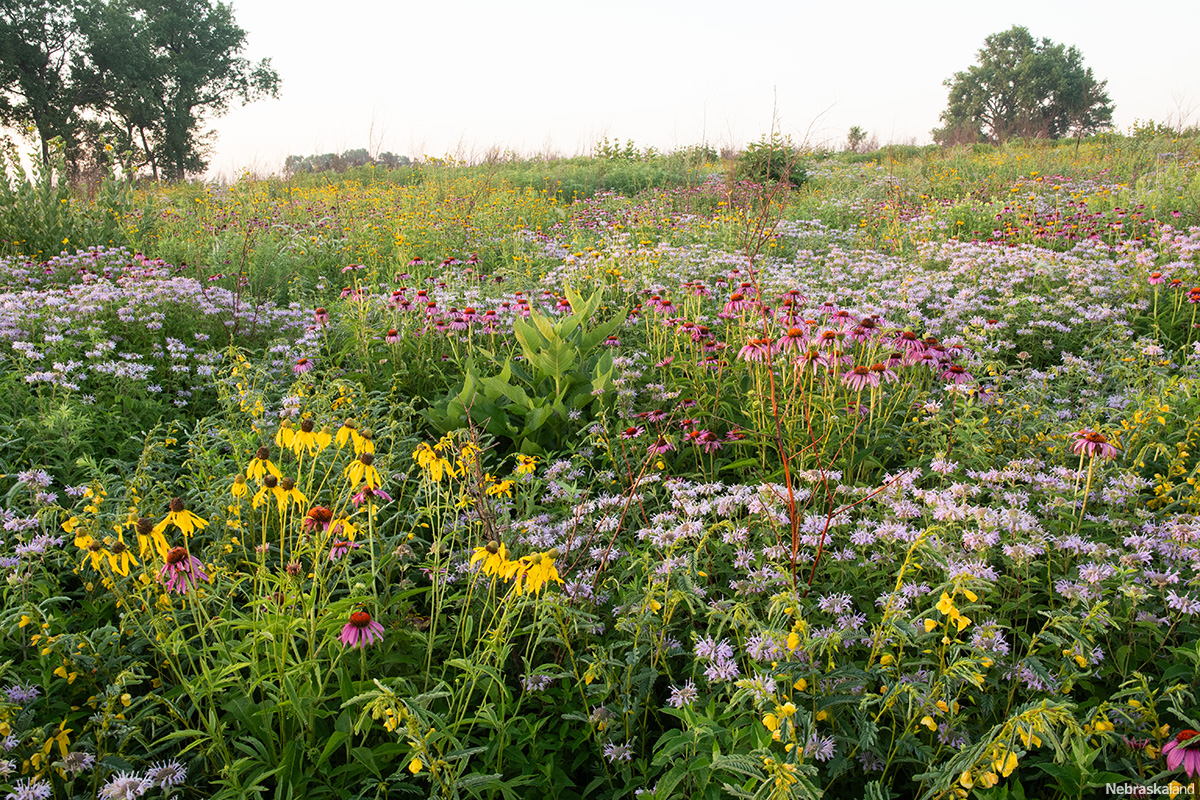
[
  {"x1": 275, "y1": 419, "x2": 295, "y2": 449},
  {"x1": 336, "y1": 418, "x2": 358, "y2": 448},
  {"x1": 278, "y1": 477, "x2": 307, "y2": 511},
  {"x1": 344, "y1": 453, "x2": 382, "y2": 489},
  {"x1": 291, "y1": 417, "x2": 330, "y2": 456},
  {"x1": 412, "y1": 443, "x2": 454, "y2": 481},
  {"x1": 246, "y1": 446, "x2": 282, "y2": 483},
  {"x1": 252, "y1": 474, "x2": 285, "y2": 510},
  {"x1": 74, "y1": 532, "x2": 110, "y2": 571},
  {"x1": 470, "y1": 540, "x2": 520, "y2": 580},
  {"x1": 134, "y1": 516, "x2": 169, "y2": 560},
  {"x1": 352, "y1": 427, "x2": 375, "y2": 456},
  {"x1": 514, "y1": 549, "x2": 562, "y2": 596},
  {"x1": 231, "y1": 474, "x2": 249, "y2": 498},
  {"x1": 106, "y1": 532, "x2": 138, "y2": 576},
  {"x1": 152, "y1": 497, "x2": 208, "y2": 539}
]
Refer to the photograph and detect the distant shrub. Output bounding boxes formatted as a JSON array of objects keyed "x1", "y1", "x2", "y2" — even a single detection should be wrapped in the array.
[{"x1": 737, "y1": 133, "x2": 807, "y2": 185}]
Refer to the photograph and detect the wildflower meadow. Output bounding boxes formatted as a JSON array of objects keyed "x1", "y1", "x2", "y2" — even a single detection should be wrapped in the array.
[{"x1": 2, "y1": 132, "x2": 1200, "y2": 799}]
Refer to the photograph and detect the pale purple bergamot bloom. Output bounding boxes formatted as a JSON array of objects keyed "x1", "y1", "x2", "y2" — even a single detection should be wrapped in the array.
[
  {"x1": 99, "y1": 772, "x2": 152, "y2": 800},
  {"x1": 668, "y1": 680, "x2": 698, "y2": 708},
  {"x1": 144, "y1": 759, "x2": 187, "y2": 788},
  {"x1": 5, "y1": 778, "x2": 52, "y2": 800}
]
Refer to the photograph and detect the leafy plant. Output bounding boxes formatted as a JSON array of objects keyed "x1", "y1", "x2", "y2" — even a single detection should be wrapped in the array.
[{"x1": 426, "y1": 287, "x2": 625, "y2": 454}]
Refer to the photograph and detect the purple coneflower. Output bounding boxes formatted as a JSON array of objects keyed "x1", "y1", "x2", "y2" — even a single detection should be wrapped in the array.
[
  {"x1": 1071, "y1": 429, "x2": 1119, "y2": 459},
  {"x1": 352, "y1": 485, "x2": 392, "y2": 507},
  {"x1": 621, "y1": 426, "x2": 644, "y2": 440},
  {"x1": 941, "y1": 364, "x2": 974, "y2": 385},
  {"x1": 738, "y1": 337, "x2": 776, "y2": 363},
  {"x1": 340, "y1": 610, "x2": 385, "y2": 648},
  {"x1": 303, "y1": 506, "x2": 333, "y2": 532},
  {"x1": 842, "y1": 365, "x2": 879, "y2": 392},
  {"x1": 648, "y1": 437, "x2": 674, "y2": 455},
  {"x1": 329, "y1": 540, "x2": 361, "y2": 561},
  {"x1": 777, "y1": 327, "x2": 807, "y2": 353},
  {"x1": 313, "y1": 307, "x2": 329, "y2": 325},
  {"x1": 1163, "y1": 730, "x2": 1200, "y2": 778},
  {"x1": 293, "y1": 358, "x2": 314, "y2": 374},
  {"x1": 384, "y1": 329, "x2": 400, "y2": 344},
  {"x1": 159, "y1": 546, "x2": 208, "y2": 595}
]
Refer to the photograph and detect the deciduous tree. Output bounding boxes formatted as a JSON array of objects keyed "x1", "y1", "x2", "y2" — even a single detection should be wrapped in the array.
[{"x1": 933, "y1": 26, "x2": 1113, "y2": 145}]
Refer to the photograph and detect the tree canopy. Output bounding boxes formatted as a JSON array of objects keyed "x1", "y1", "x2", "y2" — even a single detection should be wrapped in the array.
[
  {"x1": 933, "y1": 26, "x2": 1113, "y2": 145},
  {"x1": 0, "y1": 0, "x2": 278, "y2": 180}
]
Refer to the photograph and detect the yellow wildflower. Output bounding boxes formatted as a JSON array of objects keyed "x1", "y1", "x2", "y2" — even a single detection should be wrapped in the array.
[
  {"x1": 106, "y1": 532, "x2": 138, "y2": 576},
  {"x1": 345, "y1": 453, "x2": 382, "y2": 489},
  {"x1": 246, "y1": 446, "x2": 282, "y2": 483},
  {"x1": 514, "y1": 549, "x2": 563, "y2": 596},
  {"x1": 151, "y1": 498, "x2": 208, "y2": 538},
  {"x1": 274, "y1": 419, "x2": 295, "y2": 449}
]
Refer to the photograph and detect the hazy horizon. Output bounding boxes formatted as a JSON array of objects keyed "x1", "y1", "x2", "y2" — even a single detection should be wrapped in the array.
[{"x1": 8, "y1": 0, "x2": 1200, "y2": 179}]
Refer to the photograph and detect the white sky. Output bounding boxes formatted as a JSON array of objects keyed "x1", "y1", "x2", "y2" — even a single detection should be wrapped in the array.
[{"x1": 205, "y1": 0, "x2": 1200, "y2": 178}]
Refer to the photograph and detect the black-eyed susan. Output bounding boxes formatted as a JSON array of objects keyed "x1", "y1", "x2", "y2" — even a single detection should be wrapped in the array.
[
  {"x1": 344, "y1": 453, "x2": 382, "y2": 489},
  {"x1": 514, "y1": 454, "x2": 539, "y2": 475},
  {"x1": 152, "y1": 498, "x2": 208, "y2": 539},
  {"x1": 246, "y1": 446, "x2": 282, "y2": 483},
  {"x1": 485, "y1": 475, "x2": 513, "y2": 498}
]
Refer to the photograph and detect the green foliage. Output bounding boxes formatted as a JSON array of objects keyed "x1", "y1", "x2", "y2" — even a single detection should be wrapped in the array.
[
  {"x1": 934, "y1": 26, "x2": 1113, "y2": 144},
  {"x1": 425, "y1": 288, "x2": 624, "y2": 454},
  {"x1": 1, "y1": 0, "x2": 278, "y2": 181},
  {"x1": 738, "y1": 133, "x2": 807, "y2": 186},
  {"x1": 0, "y1": 135, "x2": 143, "y2": 258}
]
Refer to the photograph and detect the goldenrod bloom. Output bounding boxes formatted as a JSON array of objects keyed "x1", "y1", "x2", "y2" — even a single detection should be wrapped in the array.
[
  {"x1": 152, "y1": 498, "x2": 209, "y2": 539},
  {"x1": 246, "y1": 446, "x2": 282, "y2": 483}
]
